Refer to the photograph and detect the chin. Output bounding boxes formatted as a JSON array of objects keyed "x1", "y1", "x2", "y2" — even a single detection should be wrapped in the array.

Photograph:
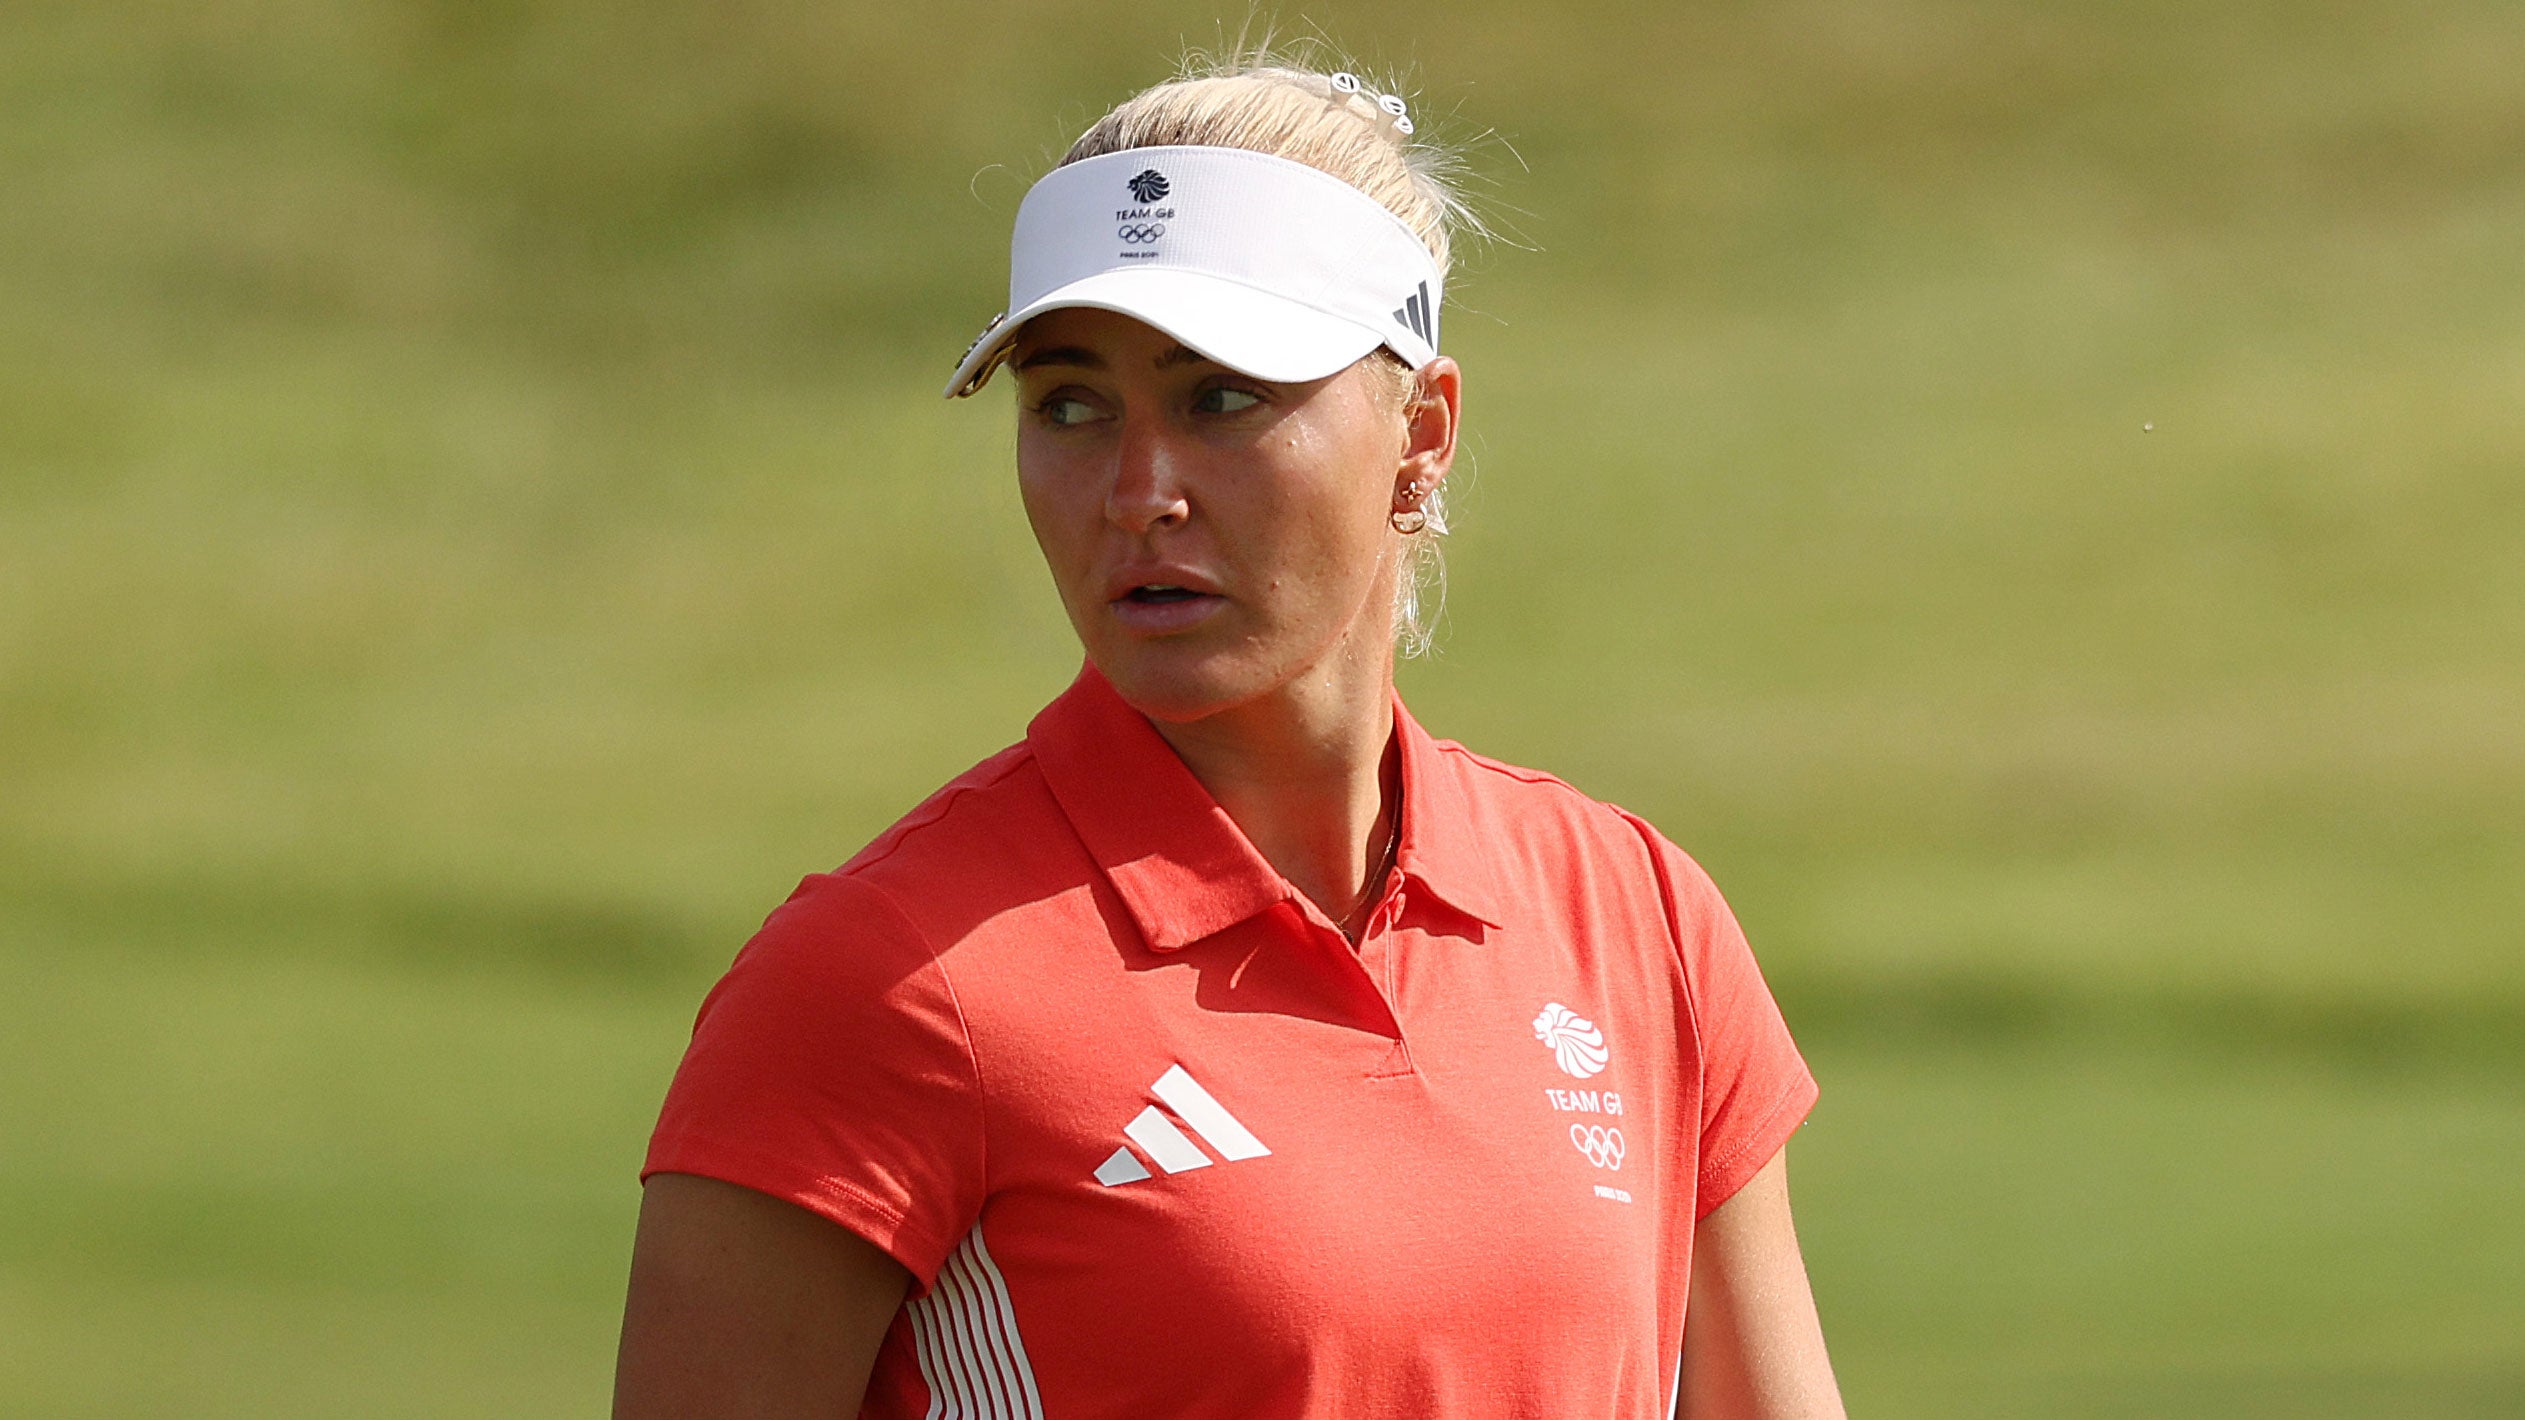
[{"x1": 1088, "y1": 641, "x2": 1279, "y2": 726}]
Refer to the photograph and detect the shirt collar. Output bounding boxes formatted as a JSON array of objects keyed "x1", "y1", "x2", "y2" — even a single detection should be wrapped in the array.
[
  {"x1": 1028, "y1": 663, "x2": 1504, "y2": 953},
  {"x1": 1028, "y1": 665, "x2": 1292, "y2": 952},
  {"x1": 1390, "y1": 694, "x2": 1507, "y2": 931}
]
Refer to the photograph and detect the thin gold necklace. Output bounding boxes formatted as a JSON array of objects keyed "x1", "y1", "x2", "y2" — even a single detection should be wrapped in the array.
[{"x1": 1338, "y1": 811, "x2": 1401, "y2": 943}]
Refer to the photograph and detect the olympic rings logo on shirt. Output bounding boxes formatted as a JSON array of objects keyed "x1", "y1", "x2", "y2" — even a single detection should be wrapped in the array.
[
  {"x1": 1570, "y1": 1123, "x2": 1626, "y2": 1171},
  {"x1": 1116, "y1": 223, "x2": 1167, "y2": 245}
]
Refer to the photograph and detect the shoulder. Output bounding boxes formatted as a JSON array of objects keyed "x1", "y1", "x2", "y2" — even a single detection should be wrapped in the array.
[
  {"x1": 1420, "y1": 732, "x2": 1736, "y2": 924},
  {"x1": 681, "y1": 737, "x2": 1094, "y2": 1052},
  {"x1": 752, "y1": 737, "x2": 1098, "y2": 969},
  {"x1": 1424, "y1": 735, "x2": 1669, "y2": 862},
  {"x1": 834, "y1": 738, "x2": 1054, "y2": 883}
]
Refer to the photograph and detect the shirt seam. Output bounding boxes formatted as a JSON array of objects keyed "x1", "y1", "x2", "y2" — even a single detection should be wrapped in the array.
[
  {"x1": 643, "y1": 1136, "x2": 946, "y2": 1283},
  {"x1": 1703, "y1": 1070, "x2": 1812, "y2": 1180},
  {"x1": 843, "y1": 874, "x2": 994, "y2": 1206},
  {"x1": 1438, "y1": 741, "x2": 1651, "y2": 841},
  {"x1": 1619, "y1": 809, "x2": 1817, "y2": 1214},
  {"x1": 845, "y1": 744, "x2": 1039, "y2": 878},
  {"x1": 646, "y1": 1140, "x2": 918, "y2": 1236},
  {"x1": 1434, "y1": 740, "x2": 1597, "y2": 792},
  {"x1": 1616, "y1": 805, "x2": 1711, "y2": 1092}
]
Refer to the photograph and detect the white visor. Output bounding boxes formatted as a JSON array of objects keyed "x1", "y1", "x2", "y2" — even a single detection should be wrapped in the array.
[{"x1": 944, "y1": 145, "x2": 1442, "y2": 398}]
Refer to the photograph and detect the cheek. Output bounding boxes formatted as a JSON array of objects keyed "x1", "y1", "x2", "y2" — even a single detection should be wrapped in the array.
[
  {"x1": 1241, "y1": 450, "x2": 1392, "y2": 610},
  {"x1": 1287, "y1": 416, "x2": 1401, "y2": 548},
  {"x1": 1015, "y1": 446, "x2": 1091, "y2": 572},
  {"x1": 1015, "y1": 484, "x2": 1105, "y2": 635}
]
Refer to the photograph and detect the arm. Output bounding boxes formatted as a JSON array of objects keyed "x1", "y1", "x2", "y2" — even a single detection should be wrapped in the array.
[
  {"x1": 1678, "y1": 1147, "x2": 1846, "y2": 1420},
  {"x1": 614, "y1": 1172, "x2": 910, "y2": 1420}
]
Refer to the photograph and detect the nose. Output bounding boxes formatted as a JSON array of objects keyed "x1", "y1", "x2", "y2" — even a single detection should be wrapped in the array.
[{"x1": 1104, "y1": 407, "x2": 1191, "y2": 534}]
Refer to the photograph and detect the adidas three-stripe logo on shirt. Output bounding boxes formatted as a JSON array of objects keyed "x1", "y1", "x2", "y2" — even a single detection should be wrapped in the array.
[
  {"x1": 905, "y1": 1069, "x2": 1267, "y2": 1418},
  {"x1": 1093, "y1": 1065, "x2": 1270, "y2": 1185}
]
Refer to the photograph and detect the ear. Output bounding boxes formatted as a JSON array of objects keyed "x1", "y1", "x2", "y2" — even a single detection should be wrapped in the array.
[{"x1": 1391, "y1": 356, "x2": 1462, "y2": 513}]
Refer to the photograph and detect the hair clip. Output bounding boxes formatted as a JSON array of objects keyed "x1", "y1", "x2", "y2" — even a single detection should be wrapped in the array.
[{"x1": 1328, "y1": 72, "x2": 1414, "y2": 136}]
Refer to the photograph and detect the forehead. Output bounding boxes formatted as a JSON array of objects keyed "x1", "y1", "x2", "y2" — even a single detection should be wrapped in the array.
[{"x1": 1010, "y1": 308, "x2": 1217, "y2": 372}]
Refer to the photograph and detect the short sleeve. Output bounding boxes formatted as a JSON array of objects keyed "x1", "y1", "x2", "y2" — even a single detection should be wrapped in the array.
[
  {"x1": 643, "y1": 871, "x2": 986, "y2": 1287},
  {"x1": 1627, "y1": 818, "x2": 1819, "y2": 1219}
]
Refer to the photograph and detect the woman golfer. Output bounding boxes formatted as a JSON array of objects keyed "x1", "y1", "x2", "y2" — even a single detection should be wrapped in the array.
[{"x1": 617, "y1": 57, "x2": 1844, "y2": 1420}]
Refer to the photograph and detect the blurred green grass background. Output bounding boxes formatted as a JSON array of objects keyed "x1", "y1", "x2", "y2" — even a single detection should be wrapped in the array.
[{"x1": 3, "y1": 1, "x2": 2520, "y2": 1414}]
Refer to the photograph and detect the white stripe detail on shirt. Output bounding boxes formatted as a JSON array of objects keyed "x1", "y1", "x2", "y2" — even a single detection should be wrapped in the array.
[
  {"x1": 1150, "y1": 1064, "x2": 1271, "y2": 1160},
  {"x1": 906, "y1": 1222, "x2": 1044, "y2": 1420},
  {"x1": 1123, "y1": 1105, "x2": 1213, "y2": 1174},
  {"x1": 1093, "y1": 1145, "x2": 1152, "y2": 1186}
]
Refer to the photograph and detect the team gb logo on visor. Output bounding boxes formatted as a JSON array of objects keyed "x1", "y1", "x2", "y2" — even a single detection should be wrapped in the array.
[
  {"x1": 1533, "y1": 1002, "x2": 1610, "y2": 1079},
  {"x1": 1127, "y1": 169, "x2": 1170, "y2": 203}
]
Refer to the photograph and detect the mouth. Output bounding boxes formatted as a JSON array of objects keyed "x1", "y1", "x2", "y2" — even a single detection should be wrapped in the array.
[{"x1": 1107, "y1": 581, "x2": 1227, "y2": 634}]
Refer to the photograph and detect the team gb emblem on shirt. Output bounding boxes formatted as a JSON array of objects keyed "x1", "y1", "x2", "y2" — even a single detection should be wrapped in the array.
[{"x1": 1533, "y1": 1002, "x2": 1610, "y2": 1079}]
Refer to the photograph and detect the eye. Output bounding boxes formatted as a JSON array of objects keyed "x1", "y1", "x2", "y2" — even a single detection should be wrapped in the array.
[
  {"x1": 1034, "y1": 393, "x2": 1103, "y2": 427},
  {"x1": 1194, "y1": 385, "x2": 1264, "y2": 415}
]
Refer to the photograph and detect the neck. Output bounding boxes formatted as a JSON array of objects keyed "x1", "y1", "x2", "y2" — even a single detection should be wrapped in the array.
[{"x1": 1150, "y1": 639, "x2": 1400, "y2": 935}]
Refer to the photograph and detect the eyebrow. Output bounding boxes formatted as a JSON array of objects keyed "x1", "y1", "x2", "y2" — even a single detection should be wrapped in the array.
[
  {"x1": 1013, "y1": 342, "x2": 1213, "y2": 373},
  {"x1": 1015, "y1": 345, "x2": 1100, "y2": 371}
]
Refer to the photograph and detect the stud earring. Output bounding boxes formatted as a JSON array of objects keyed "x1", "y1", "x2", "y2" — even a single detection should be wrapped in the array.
[
  {"x1": 1393, "y1": 477, "x2": 1435, "y2": 534},
  {"x1": 1391, "y1": 487, "x2": 1431, "y2": 533}
]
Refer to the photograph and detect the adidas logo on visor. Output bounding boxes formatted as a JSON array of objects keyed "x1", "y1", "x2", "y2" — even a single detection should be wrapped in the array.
[
  {"x1": 1392, "y1": 280, "x2": 1433, "y2": 344},
  {"x1": 1093, "y1": 1065, "x2": 1270, "y2": 1185}
]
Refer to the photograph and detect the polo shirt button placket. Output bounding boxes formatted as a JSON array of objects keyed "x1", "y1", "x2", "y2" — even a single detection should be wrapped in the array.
[{"x1": 1347, "y1": 892, "x2": 1416, "y2": 1068}]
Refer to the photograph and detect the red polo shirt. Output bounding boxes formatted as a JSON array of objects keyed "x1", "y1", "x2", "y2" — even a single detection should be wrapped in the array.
[{"x1": 646, "y1": 665, "x2": 1816, "y2": 1419}]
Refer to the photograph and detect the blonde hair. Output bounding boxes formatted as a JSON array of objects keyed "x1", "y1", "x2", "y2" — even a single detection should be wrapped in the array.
[{"x1": 1060, "y1": 53, "x2": 1478, "y2": 659}]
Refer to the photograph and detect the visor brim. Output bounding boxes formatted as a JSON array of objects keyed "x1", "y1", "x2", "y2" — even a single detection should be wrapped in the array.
[{"x1": 943, "y1": 268, "x2": 1394, "y2": 399}]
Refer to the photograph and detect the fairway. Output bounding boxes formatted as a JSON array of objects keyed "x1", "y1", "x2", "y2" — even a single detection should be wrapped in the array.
[{"x1": 4, "y1": 1, "x2": 2522, "y2": 1414}]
